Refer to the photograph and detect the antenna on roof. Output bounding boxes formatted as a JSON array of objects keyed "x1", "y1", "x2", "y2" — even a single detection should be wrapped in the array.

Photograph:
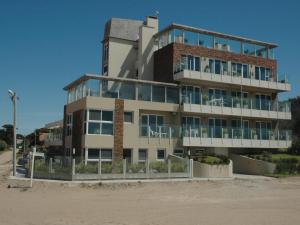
[{"x1": 155, "y1": 10, "x2": 159, "y2": 18}]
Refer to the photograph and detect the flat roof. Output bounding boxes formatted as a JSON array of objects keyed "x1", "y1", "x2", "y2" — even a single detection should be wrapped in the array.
[
  {"x1": 154, "y1": 23, "x2": 278, "y2": 49},
  {"x1": 63, "y1": 74, "x2": 178, "y2": 91}
]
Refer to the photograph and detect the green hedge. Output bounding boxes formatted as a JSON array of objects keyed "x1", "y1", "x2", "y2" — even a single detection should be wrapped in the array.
[{"x1": 0, "y1": 140, "x2": 7, "y2": 151}]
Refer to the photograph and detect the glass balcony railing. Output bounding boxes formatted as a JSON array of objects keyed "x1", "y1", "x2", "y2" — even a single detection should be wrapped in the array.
[
  {"x1": 67, "y1": 79, "x2": 179, "y2": 104},
  {"x1": 138, "y1": 124, "x2": 292, "y2": 141},
  {"x1": 174, "y1": 62, "x2": 289, "y2": 84},
  {"x1": 182, "y1": 125, "x2": 292, "y2": 141},
  {"x1": 181, "y1": 94, "x2": 291, "y2": 113},
  {"x1": 139, "y1": 124, "x2": 181, "y2": 138},
  {"x1": 158, "y1": 28, "x2": 276, "y2": 59}
]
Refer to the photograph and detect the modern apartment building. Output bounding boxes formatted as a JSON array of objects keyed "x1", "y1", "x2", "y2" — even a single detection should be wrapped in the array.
[{"x1": 63, "y1": 16, "x2": 292, "y2": 164}]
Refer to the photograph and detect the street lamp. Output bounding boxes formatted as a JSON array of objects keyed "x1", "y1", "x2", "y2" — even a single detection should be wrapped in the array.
[{"x1": 8, "y1": 89, "x2": 17, "y2": 176}]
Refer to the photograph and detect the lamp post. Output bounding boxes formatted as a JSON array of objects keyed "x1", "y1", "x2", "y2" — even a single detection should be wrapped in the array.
[{"x1": 8, "y1": 90, "x2": 17, "y2": 176}]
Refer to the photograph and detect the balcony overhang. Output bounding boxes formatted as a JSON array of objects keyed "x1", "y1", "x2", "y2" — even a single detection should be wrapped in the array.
[
  {"x1": 183, "y1": 137, "x2": 291, "y2": 149},
  {"x1": 174, "y1": 70, "x2": 291, "y2": 92}
]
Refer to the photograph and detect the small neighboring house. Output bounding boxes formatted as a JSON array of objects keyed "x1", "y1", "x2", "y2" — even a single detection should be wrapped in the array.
[{"x1": 42, "y1": 120, "x2": 63, "y2": 157}]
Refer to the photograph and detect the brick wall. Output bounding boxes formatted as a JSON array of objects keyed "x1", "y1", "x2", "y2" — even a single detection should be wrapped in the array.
[
  {"x1": 153, "y1": 43, "x2": 277, "y2": 83},
  {"x1": 113, "y1": 99, "x2": 124, "y2": 161}
]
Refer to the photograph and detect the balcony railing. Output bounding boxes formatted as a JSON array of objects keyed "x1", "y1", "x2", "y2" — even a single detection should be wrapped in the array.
[
  {"x1": 139, "y1": 124, "x2": 292, "y2": 142},
  {"x1": 174, "y1": 62, "x2": 289, "y2": 84},
  {"x1": 182, "y1": 125, "x2": 292, "y2": 141},
  {"x1": 182, "y1": 94, "x2": 291, "y2": 113}
]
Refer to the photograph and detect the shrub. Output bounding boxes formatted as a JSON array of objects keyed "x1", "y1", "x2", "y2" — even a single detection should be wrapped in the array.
[
  {"x1": 0, "y1": 140, "x2": 7, "y2": 151},
  {"x1": 34, "y1": 160, "x2": 48, "y2": 173},
  {"x1": 150, "y1": 161, "x2": 168, "y2": 173},
  {"x1": 171, "y1": 162, "x2": 186, "y2": 172},
  {"x1": 127, "y1": 163, "x2": 145, "y2": 173},
  {"x1": 75, "y1": 162, "x2": 98, "y2": 174}
]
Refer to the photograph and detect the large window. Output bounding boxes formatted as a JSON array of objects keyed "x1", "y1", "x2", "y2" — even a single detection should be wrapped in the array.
[
  {"x1": 182, "y1": 86, "x2": 201, "y2": 104},
  {"x1": 181, "y1": 55, "x2": 200, "y2": 71},
  {"x1": 255, "y1": 67, "x2": 272, "y2": 81},
  {"x1": 86, "y1": 110, "x2": 113, "y2": 135},
  {"x1": 87, "y1": 148, "x2": 112, "y2": 161},
  {"x1": 255, "y1": 94, "x2": 271, "y2": 110},
  {"x1": 207, "y1": 59, "x2": 227, "y2": 75},
  {"x1": 141, "y1": 114, "x2": 164, "y2": 136}
]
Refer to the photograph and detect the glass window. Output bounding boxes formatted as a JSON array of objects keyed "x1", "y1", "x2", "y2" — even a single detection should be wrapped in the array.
[
  {"x1": 88, "y1": 122, "x2": 100, "y2": 134},
  {"x1": 138, "y1": 149, "x2": 147, "y2": 162},
  {"x1": 102, "y1": 111, "x2": 113, "y2": 122},
  {"x1": 89, "y1": 110, "x2": 101, "y2": 121},
  {"x1": 166, "y1": 87, "x2": 179, "y2": 104},
  {"x1": 215, "y1": 60, "x2": 221, "y2": 74},
  {"x1": 195, "y1": 57, "x2": 200, "y2": 71},
  {"x1": 119, "y1": 83, "x2": 135, "y2": 100},
  {"x1": 88, "y1": 149, "x2": 100, "y2": 159},
  {"x1": 173, "y1": 149, "x2": 184, "y2": 157},
  {"x1": 157, "y1": 149, "x2": 166, "y2": 160},
  {"x1": 255, "y1": 67, "x2": 260, "y2": 80},
  {"x1": 152, "y1": 85, "x2": 165, "y2": 102},
  {"x1": 101, "y1": 123, "x2": 113, "y2": 135},
  {"x1": 243, "y1": 65, "x2": 248, "y2": 78},
  {"x1": 101, "y1": 149, "x2": 112, "y2": 160},
  {"x1": 138, "y1": 84, "x2": 151, "y2": 101},
  {"x1": 188, "y1": 55, "x2": 194, "y2": 70},
  {"x1": 124, "y1": 112, "x2": 133, "y2": 123},
  {"x1": 237, "y1": 63, "x2": 242, "y2": 76}
]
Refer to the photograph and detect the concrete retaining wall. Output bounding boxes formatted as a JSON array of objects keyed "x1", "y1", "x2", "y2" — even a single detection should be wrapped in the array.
[
  {"x1": 230, "y1": 154, "x2": 276, "y2": 175},
  {"x1": 193, "y1": 160, "x2": 233, "y2": 178}
]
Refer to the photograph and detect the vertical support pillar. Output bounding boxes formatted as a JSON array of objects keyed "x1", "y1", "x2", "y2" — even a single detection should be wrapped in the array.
[{"x1": 123, "y1": 159, "x2": 126, "y2": 179}]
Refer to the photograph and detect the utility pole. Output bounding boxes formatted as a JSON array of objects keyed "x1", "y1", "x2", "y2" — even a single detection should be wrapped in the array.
[{"x1": 8, "y1": 90, "x2": 17, "y2": 176}]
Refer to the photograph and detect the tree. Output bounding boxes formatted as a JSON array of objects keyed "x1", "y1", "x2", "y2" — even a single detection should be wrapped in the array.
[{"x1": 0, "y1": 140, "x2": 7, "y2": 151}]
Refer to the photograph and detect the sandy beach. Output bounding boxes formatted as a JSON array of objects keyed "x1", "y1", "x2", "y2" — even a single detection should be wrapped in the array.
[{"x1": 1, "y1": 150, "x2": 300, "y2": 225}]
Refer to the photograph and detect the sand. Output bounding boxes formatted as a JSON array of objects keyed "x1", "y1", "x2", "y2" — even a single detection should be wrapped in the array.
[{"x1": 1, "y1": 150, "x2": 300, "y2": 225}]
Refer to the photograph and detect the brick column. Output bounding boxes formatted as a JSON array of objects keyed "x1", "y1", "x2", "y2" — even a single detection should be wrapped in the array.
[{"x1": 114, "y1": 99, "x2": 124, "y2": 161}]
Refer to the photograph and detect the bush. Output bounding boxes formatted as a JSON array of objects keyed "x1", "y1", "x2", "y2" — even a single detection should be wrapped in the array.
[
  {"x1": 0, "y1": 140, "x2": 7, "y2": 151},
  {"x1": 127, "y1": 163, "x2": 145, "y2": 173},
  {"x1": 34, "y1": 160, "x2": 48, "y2": 173},
  {"x1": 75, "y1": 162, "x2": 98, "y2": 174},
  {"x1": 150, "y1": 161, "x2": 168, "y2": 173},
  {"x1": 171, "y1": 162, "x2": 186, "y2": 172}
]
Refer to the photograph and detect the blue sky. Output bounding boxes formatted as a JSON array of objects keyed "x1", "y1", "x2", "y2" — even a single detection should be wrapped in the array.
[{"x1": 1, "y1": 0, "x2": 300, "y2": 134}]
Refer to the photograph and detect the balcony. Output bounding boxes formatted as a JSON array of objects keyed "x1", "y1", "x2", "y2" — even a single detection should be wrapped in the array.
[
  {"x1": 182, "y1": 126, "x2": 292, "y2": 149},
  {"x1": 181, "y1": 94, "x2": 291, "y2": 120},
  {"x1": 138, "y1": 124, "x2": 292, "y2": 149},
  {"x1": 174, "y1": 69, "x2": 291, "y2": 92}
]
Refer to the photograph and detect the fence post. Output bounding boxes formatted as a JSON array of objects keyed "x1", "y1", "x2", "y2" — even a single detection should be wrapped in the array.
[
  {"x1": 49, "y1": 158, "x2": 53, "y2": 174},
  {"x1": 123, "y1": 159, "x2": 126, "y2": 179},
  {"x1": 146, "y1": 159, "x2": 150, "y2": 178},
  {"x1": 72, "y1": 158, "x2": 75, "y2": 176},
  {"x1": 98, "y1": 154, "x2": 102, "y2": 177},
  {"x1": 168, "y1": 158, "x2": 171, "y2": 178},
  {"x1": 189, "y1": 159, "x2": 193, "y2": 178}
]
